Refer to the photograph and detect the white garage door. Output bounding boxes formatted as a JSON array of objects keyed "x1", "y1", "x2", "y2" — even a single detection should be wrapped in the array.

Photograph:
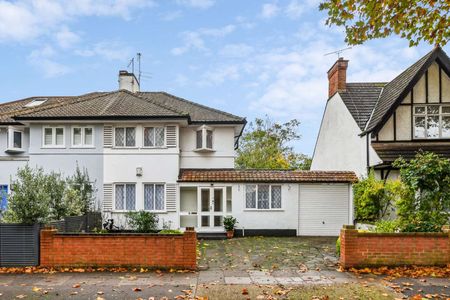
[{"x1": 298, "y1": 183, "x2": 350, "y2": 236}]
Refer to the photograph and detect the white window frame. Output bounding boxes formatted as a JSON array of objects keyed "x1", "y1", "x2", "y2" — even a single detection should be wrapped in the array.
[
  {"x1": 7, "y1": 127, "x2": 24, "y2": 151},
  {"x1": 114, "y1": 126, "x2": 137, "y2": 148},
  {"x1": 142, "y1": 126, "x2": 166, "y2": 148},
  {"x1": 113, "y1": 183, "x2": 136, "y2": 211},
  {"x1": 42, "y1": 126, "x2": 65, "y2": 148},
  {"x1": 195, "y1": 125, "x2": 214, "y2": 151},
  {"x1": 143, "y1": 183, "x2": 166, "y2": 212},
  {"x1": 244, "y1": 184, "x2": 283, "y2": 211},
  {"x1": 71, "y1": 126, "x2": 95, "y2": 148},
  {"x1": 413, "y1": 104, "x2": 450, "y2": 139}
]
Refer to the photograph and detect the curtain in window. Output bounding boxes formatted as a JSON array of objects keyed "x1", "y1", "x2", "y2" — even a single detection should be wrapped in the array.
[
  {"x1": 155, "y1": 184, "x2": 164, "y2": 210},
  {"x1": 245, "y1": 185, "x2": 256, "y2": 208},
  {"x1": 125, "y1": 184, "x2": 136, "y2": 210},
  {"x1": 84, "y1": 128, "x2": 93, "y2": 145},
  {"x1": 258, "y1": 185, "x2": 270, "y2": 209},
  {"x1": 155, "y1": 127, "x2": 165, "y2": 147},
  {"x1": 73, "y1": 128, "x2": 82, "y2": 145},
  {"x1": 125, "y1": 128, "x2": 136, "y2": 146},
  {"x1": 115, "y1": 184, "x2": 124, "y2": 210},
  {"x1": 144, "y1": 127, "x2": 155, "y2": 147},
  {"x1": 115, "y1": 128, "x2": 124, "y2": 146},
  {"x1": 55, "y1": 128, "x2": 64, "y2": 145},
  {"x1": 44, "y1": 128, "x2": 53, "y2": 145},
  {"x1": 144, "y1": 184, "x2": 154, "y2": 210},
  {"x1": 271, "y1": 186, "x2": 282, "y2": 208}
]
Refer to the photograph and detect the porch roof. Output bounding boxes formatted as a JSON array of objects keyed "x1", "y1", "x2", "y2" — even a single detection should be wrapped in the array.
[{"x1": 178, "y1": 169, "x2": 358, "y2": 183}]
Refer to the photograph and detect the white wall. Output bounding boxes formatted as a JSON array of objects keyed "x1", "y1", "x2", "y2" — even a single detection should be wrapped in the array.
[{"x1": 311, "y1": 94, "x2": 378, "y2": 177}]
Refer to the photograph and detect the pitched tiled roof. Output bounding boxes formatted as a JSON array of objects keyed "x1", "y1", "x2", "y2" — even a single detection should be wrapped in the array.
[
  {"x1": 0, "y1": 90, "x2": 245, "y2": 124},
  {"x1": 340, "y1": 82, "x2": 385, "y2": 130},
  {"x1": 364, "y1": 47, "x2": 450, "y2": 133},
  {"x1": 178, "y1": 169, "x2": 358, "y2": 183}
]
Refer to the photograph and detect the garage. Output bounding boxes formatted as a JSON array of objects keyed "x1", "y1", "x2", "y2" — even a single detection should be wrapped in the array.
[{"x1": 298, "y1": 183, "x2": 351, "y2": 236}]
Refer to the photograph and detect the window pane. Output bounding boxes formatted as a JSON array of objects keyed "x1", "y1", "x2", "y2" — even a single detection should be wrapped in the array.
[
  {"x1": 414, "y1": 116, "x2": 426, "y2": 138},
  {"x1": 144, "y1": 127, "x2": 154, "y2": 147},
  {"x1": 245, "y1": 185, "x2": 256, "y2": 208},
  {"x1": 414, "y1": 106, "x2": 425, "y2": 114},
  {"x1": 73, "y1": 128, "x2": 82, "y2": 145},
  {"x1": 44, "y1": 128, "x2": 53, "y2": 145},
  {"x1": 0, "y1": 185, "x2": 8, "y2": 211},
  {"x1": 125, "y1": 184, "x2": 136, "y2": 210},
  {"x1": 427, "y1": 116, "x2": 439, "y2": 138},
  {"x1": 427, "y1": 105, "x2": 439, "y2": 114},
  {"x1": 155, "y1": 184, "x2": 165, "y2": 210},
  {"x1": 155, "y1": 127, "x2": 165, "y2": 147},
  {"x1": 196, "y1": 130, "x2": 202, "y2": 148},
  {"x1": 442, "y1": 116, "x2": 450, "y2": 138},
  {"x1": 115, "y1": 128, "x2": 124, "y2": 146},
  {"x1": 442, "y1": 106, "x2": 450, "y2": 114},
  {"x1": 13, "y1": 131, "x2": 22, "y2": 148},
  {"x1": 115, "y1": 184, "x2": 124, "y2": 210},
  {"x1": 271, "y1": 186, "x2": 282, "y2": 209},
  {"x1": 55, "y1": 128, "x2": 64, "y2": 145},
  {"x1": 144, "y1": 184, "x2": 154, "y2": 210},
  {"x1": 126, "y1": 127, "x2": 136, "y2": 147},
  {"x1": 84, "y1": 128, "x2": 93, "y2": 145},
  {"x1": 206, "y1": 130, "x2": 213, "y2": 149},
  {"x1": 258, "y1": 185, "x2": 270, "y2": 209}
]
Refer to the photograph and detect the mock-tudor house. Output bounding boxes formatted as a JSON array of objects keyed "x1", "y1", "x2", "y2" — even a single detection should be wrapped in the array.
[
  {"x1": 312, "y1": 47, "x2": 450, "y2": 180},
  {"x1": 0, "y1": 71, "x2": 356, "y2": 236}
]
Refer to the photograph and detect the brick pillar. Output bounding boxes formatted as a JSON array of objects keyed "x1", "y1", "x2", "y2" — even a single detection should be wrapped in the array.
[
  {"x1": 327, "y1": 58, "x2": 348, "y2": 97},
  {"x1": 340, "y1": 225, "x2": 359, "y2": 268},
  {"x1": 40, "y1": 229, "x2": 57, "y2": 266},
  {"x1": 183, "y1": 227, "x2": 197, "y2": 270}
]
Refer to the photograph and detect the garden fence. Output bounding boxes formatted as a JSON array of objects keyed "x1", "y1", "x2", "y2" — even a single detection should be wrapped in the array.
[{"x1": 0, "y1": 223, "x2": 40, "y2": 267}]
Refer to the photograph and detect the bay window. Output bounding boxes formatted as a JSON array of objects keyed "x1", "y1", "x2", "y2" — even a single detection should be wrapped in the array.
[
  {"x1": 6, "y1": 127, "x2": 24, "y2": 152},
  {"x1": 115, "y1": 183, "x2": 136, "y2": 211},
  {"x1": 115, "y1": 127, "x2": 136, "y2": 147},
  {"x1": 245, "y1": 184, "x2": 282, "y2": 210},
  {"x1": 144, "y1": 127, "x2": 165, "y2": 147},
  {"x1": 43, "y1": 126, "x2": 65, "y2": 147},
  {"x1": 195, "y1": 126, "x2": 214, "y2": 150},
  {"x1": 72, "y1": 127, "x2": 94, "y2": 147},
  {"x1": 414, "y1": 105, "x2": 450, "y2": 139},
  {"x1": 144, "y1": 183, "x2": 165, "y2": 211}
]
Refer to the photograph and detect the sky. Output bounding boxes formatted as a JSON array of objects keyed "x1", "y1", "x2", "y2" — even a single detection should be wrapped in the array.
[{"x1": 0, "y1": 0, "x2": 445, "y2": 156}]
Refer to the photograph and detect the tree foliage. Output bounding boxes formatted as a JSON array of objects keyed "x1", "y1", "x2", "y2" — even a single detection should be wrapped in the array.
[
  {"x1": 393, "y1": 151, "x2": 450, "y2": 232},
  {"x1": 66, "y1": 164, "x2": 96, "y2": 214},
  {"x1": 320, "y1": 0, "x2": 450, "y2": 46},
  {"x1": 126, "y1": 211, "x2": 159, "y2": 233},
  {"x1": 236, "y1": 117, "x2": 311, "y2": 170}
]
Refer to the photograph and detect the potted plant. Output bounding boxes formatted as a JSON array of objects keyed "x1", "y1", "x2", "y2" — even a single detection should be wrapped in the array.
[{"x1": 223, "y1": 216, "x2": 237, "y2": 238}]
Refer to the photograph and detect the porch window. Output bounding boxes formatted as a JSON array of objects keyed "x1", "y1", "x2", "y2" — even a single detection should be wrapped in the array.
[
  {"x1": 414, "y1": 105, "x2": 450, "y2": 139},
  {"x1": 115, "y1": 127, "x2": 136, "y2": 147},
  {"x1": 245, "y1": 184, "x2": 282, "y2": 210},
  {"x1": 144, "y1": 127, "x2": 165, "y2": 147},
  {"x1": 115, "y1": 183, "x2": 136, "y2": 211},
  {"x1": 144, "y1": 183, "x2": 165, "y2": 211}
]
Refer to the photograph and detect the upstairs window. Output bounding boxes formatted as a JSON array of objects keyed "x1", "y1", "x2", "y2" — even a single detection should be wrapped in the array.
[
  {"x1": 6, "y1": 127, "x2": 24, "y2": 151},
  {"x1": 414, "y1": 105, "x2": 450, "y2": 139},
  {"x1": 115, "y1": 127, "x2": 136, "y2": 147},
  {"x1": 245, "y1": 185, "x2": 282, "y2": 210},
  {"x1": 144, "y1": 127, "x2": 165, "y2": 147},
  {"x1": 195, "y1": 126, "x2": 214, "y2": 150},
  {"x1": 72, "y1": 127, "x2": 94, "y2": 147},
  {"x1": 43, "y1": 126, "x2": 65, "y2": 147}
]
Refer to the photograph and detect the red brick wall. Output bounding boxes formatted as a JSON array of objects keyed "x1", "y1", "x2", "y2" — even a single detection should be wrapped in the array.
[
  {"x1": 40, "y1": 228, "x2": 197, "y2": 270},
  {"x1": 340, "y1": 225, "x2": 450, "y2": 268}
]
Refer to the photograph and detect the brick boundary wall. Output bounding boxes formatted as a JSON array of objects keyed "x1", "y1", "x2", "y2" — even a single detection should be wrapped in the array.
[
  {"x1": 340, "y1": 225, "x2": 450, "y2": 268},
  {"x1": 40, "y1": 228, "x2": 197, "y2": 270}
]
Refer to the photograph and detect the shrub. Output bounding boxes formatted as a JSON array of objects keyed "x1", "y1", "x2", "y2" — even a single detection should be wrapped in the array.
[
  {"x1": 335, "y1": 237, "x2": 341, "y2": 256},
  {"x1": 353, "y1": 171, "x2": 404, "y2": 222},
  {"x1": 45, "y1": 171, "x2": 67, "y2": 221},
  {"x1": 66, "y1": 164, "x2": 97, "y2": 214},
  {"x1": 223, "y1": 216, "x2": 237, "y2": 231},
  {"x1": 159, "y1": 229, "x2": 183, "y2": 234},
  {"x1": 393, "y1": 152, "x2": 450, "y2": 232},
  {"x1": 126, "y1": 211, "x2": 159, "y2": 233},
  {"x1": 374, "y1": 220, "x2": 400, "y2": 233}
]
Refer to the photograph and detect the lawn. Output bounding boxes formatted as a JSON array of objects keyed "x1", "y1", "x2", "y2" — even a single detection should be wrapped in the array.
[
  {"x1": 195, "y1": 283, "x2": 398, "y2": 299},
  {"x1": 198, "y1": 236, "x2": 338, "y2": 272}
]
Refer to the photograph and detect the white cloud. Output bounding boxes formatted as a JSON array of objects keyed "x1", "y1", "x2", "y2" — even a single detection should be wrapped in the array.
[
  {"x1": 199, "y1": 65, "x2": 240, "y2": 86},
  {"x1": 55, "y1": 26, "x2": 80, "y2": 49},
  {"x1": 75, "y1": 41, "x2": 132, "y2": 61},
  {"x1": 285, "y1": 0, "x2": 304, "y2": 19},
  {"x1": 219, "y1": 43, "x2": 254, "y2": 58},
  {"x1": 260, "y1": 3, "x2": 279, "y2": 19},
  {"x1": 160, "y1": 10, "x2": 182, "y2": 21},
  {"x1": 171, "y1": 25, "x2": 236, "y2": 55},
  {"x1": 176, "y1": 0, "x2": 215, "y2": 9},
  {"x1": 28, "y1": 45, "x2": 71, "y2": 78}
]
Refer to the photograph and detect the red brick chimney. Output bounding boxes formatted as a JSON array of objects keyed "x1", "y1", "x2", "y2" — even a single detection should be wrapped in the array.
[{"x1": 327, "y1": 58, "x2": 348, "y2": 97}]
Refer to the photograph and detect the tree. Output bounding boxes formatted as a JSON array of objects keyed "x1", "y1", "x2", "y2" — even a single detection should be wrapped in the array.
[
  {"x1": 66, "y1": 164, "x2": 97, "y2": 214},
  {"x1": 320, "y1": 0, "x2": 450, "y2": 46},
  {"x1": 45, "y1": 171, "x2": 67, "y2": 221},
  {"x1": 3, "y1": 165, "x2": 51, "y2": 224},
  {"x1": 393, "y1": 151, "x2": 450, "y2": 232},
  {"x1": 236, "y1": 117, "x2": 311, "y2": 170}
]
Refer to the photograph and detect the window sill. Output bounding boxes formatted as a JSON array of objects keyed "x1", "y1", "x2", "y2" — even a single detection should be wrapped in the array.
[
  {"x1": 193, "y1": 148, "x2": 215, "y2": 153},
  {"x1": 243, "y1": 209, "x2": 284, "y2": 212},
  {"x1": 142, "y1": 146, "x2": 168, "y2": 149},
  {"x1": 41, "y1": 146, "x2": 66, "y2": 149},
  {"x1": 112, "y1": 146, "x2": 138, "y2": 149},
  {"x1": 70, "y1": 146, "x2": 95, "y2": 149},
  {"x1": 5, "y1": 148, "x2": 25, "y2": 154}
]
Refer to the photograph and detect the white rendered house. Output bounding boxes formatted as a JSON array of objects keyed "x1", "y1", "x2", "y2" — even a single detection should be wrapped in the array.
[{"x1": 0, "y1": 71, "x2": 356, "y2": 236}]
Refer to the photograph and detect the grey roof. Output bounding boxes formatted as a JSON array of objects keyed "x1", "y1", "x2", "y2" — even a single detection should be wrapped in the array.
[
  {"x1": 340, "y1": 82, "x2": 386, "y2": 130},
  {"x1": 365, "y1": 47, "x2": 450, "y2": 132},
  {"x1": 0, "y1": 90, "x2": 245, "y2": 124}
]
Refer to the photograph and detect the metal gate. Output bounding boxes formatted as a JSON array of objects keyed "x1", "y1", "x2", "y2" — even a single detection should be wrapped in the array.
[{"x1": 0, "y1": 224, "x2": 40, "y2": 267}]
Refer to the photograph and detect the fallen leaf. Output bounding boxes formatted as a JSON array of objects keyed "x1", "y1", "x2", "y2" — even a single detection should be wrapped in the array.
[
  {"x1": 32, "y1": 287, "x2": 41, "y2": 292},
  {"x1": 72, "y1": 284, "x2": 81, "y2": 288},
  {"x1": 15, "y1": 296, "x2": 26, "y2": 299},
  {"x1": 242, "y1": 288, "x2": 249, "y2": 295},
  {"x1": 97, "y1": 291, "x2": 104, "y2": 295},
  {"x1": 133, "y1": 287, "x2": 142, "y2": 292}
]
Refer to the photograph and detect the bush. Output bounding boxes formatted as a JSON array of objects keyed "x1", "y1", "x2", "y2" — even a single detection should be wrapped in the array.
[
  {"x1": 353, "y1": 171, "x2": 404, "y2": 222},
  {"x1": 159, "y1": 229, "x2": 183, "y2": 234},
  {"x1": 223, "y1": 216, "x2": 237, "y2": 231},
  {"x1": 66, "y1": 164, "x2": 97, "y2": 214},
  {"x1": 126, "y1": 211, "x2": 159, "y2": 233},
  {"x1": 336, "y1": 237, "x2": 341, "y2": 256},
  {"x1": 374, "y1": 220, "x2": 400, "y2": 233},
  {"x1": 393, "y1": 152, "x2": 450, "y2": 232}
]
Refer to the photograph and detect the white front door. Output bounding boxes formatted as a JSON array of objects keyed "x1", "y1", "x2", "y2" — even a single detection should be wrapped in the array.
[{"x1": 199, "y1": 187, "x2": 225, "y2": 231}]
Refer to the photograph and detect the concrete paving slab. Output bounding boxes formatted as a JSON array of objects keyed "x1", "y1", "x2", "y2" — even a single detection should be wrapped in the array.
[
  {"x1": 198, "y1": 270, "x2": 224, "y2": 284},
  {"x1": 224, "y1": 276, "x2": 252, "y2": 284}
]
